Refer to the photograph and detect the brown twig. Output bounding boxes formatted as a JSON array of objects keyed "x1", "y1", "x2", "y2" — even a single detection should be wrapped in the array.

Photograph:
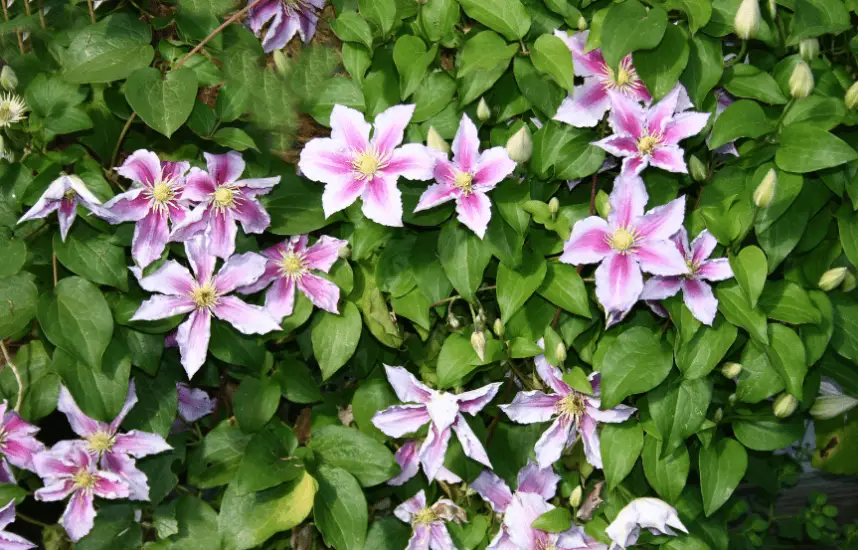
[
  {"x1": 0, "y1": 341, "x2": 25, "y2": 412},
  {"x1": 1, "y1": 0, "x2": 24, "y2": 54},
  {"x1": 173, "y1": 0, "x2": 267, "y2": 70},
  {"x1": 85, "y1": 0, "x2": 95, "y2": 23},
  {"x1": 110, "y1": 112, "x2": 136, "y2": 170},
  {"x1": 51, "y1": 252, "x2": 58, "y2": 286},
  {"x1": 37, "y1": 0, "x2": 45, "y2": 29},
  {"x1": 589, "y1": 173, "x2": 598, "y2": 216}
]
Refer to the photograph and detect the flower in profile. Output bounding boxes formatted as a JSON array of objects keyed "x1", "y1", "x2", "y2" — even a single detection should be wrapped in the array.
[
  {"x1": 248, "y1": 0, "x2": 326, "y2": 53},
  {"x1": 237, "y1": 234, "x2": 348, "y2": 322},
  {"x1": 372, "y1": 365, "x2": 501, "y2": 480},
  {"x1": 388, "y1": 439, "x2": 462, "y2": 486},
  {"x1": 0, "y1": 501, "x2": 36, "y2": 549},
  {"x1": 16, "y1": 175, "x2": 104, "y2": 241},
  {"x1": 56, "y1": 383, "x2": 171, "y2": 501},
  {"x1": 559, "y1": 175, "x2": 688, "y2": 325},
  {"x1": 707, "y1": 90, "x2": 739, "y2": 157},
  {"x1": 394, "y1": 490, "x2": 466, "y2": 550},
  {"x1": 553, "y1": 30, "x2": 651, "y2": 128},
  {"x1": 414, "y1": 114, "x2": 516, "y2": 238},
  {"x1": 0, "y1": 93, "x2": 27, "y2": 127},
  {"x1": 177, "y1": 383, "x2": 215, "y2": 423},
  {"x1": 640, "y1": 228, "x2": 734, "y2": 325},
  {"x1": 131, "y1": 236, "x2": 282, "y2": 378},
  {"x1": 170, "y1": 151, "x2": 280, "y2": 259},
  {"x1": 500, "y1": 343, "x2": 635, "y2": 468},
  {"x1": 298, "y1": 104, "x2": 436, "y2": 227},
  {"x1": 102, "y1": 150, "x2": 192, "y2": 268},
  {"x1": 0, "y1": 401, "x2": 44, "y2": 484},
  {"x1": 594, "y1": 85, "x2": 710, "y2": 177},
  {"x1": 33, "y1": 442, "x2": 130, "y2": 542},
  {"x1": 606, "y1": 498, "x2": 687, "y2": 549}
]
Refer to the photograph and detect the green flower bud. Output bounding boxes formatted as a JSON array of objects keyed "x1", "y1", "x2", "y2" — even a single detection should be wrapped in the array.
[
  {"x1": 577, "y1": 16, "x2": 587, "y2": 31},
  {"x1": 595, "y1": 190, "x2": 611, "y2": 218},
  {"x1": 789, "y1": 60, "x2": 814, "y2": 99},
  {"x1": 506, "y1": 126, "x2": 532, "y2": 163},
  {"x1": 846, "y1": 81, "x2": 858, "y2": 110},
  {"x1": 689, "y1": 155, "x2": 707, "y2": 182},
  {"x1": 427, "y1": 126, "x2": 450, "y2": 153},
  {"x1": 337, "y1": 244, "x2": 351, "y2": 259},
  {"x1": 734, "y1": 0, "x2": 760, "y2": 39},
  {"x1": 799, "y1": 38, "x2": 819, "y2": 61},
  {"x1": 810, "y1": 394, "x2": 858, "y2": 420},
  {"x1": 818, "y1": 267, "x2": 848, "y2": 291},
  {"x1": 555, "y1": 343, "x2": 567, "y2": 363},
  {"x1": 569, "y1": 485, "x2": 583, "y2": 507},
  {"x1": 753, "y1": 168, "x2": 777, "y2": 208},
  {"x1": 477, "y1": 98, "x2": 491, "y2": 122},
  {"x1": 0, "y1": 66, "x2": 17, "y2": 90},
  {"x1": 548, "y1": 197, "x2": 559, "y2": 218},
  {"x1": 471, "y1": 330, "x2": 487, "y2": 362},
  {"x1": 841, "y1": 271, "x2": 857, "y2": 292},
  {"x1": 272, "y1": 50, "x2": 289, "y2": 76},
  {"x1": 493, "y1": 318, "x2": 504, "y2": 339},
  {"x1": 773, "y1": 393, "x2": 798, "y2": 418},
  {"x1": 722, "y1": 362, "x2": 743, "y2": 379}
]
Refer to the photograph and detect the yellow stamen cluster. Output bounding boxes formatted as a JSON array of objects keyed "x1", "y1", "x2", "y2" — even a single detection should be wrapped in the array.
[
  {"x1": 555, "y1": 392, "x2": 587, "y2": 418},
  {"x1": 453, "y1": 171, "x2": 474, "y2": 195},
  {"x1": 605, "y1": 64, "x2": 639, "y2": 91},
  {"x1": 214, "y1": 186, "x2": 235, "y2": 208},
  {"x1": 536, "y1": 539, "x2": 558, "y2": 550},
  {"x1": 610, "y1": 227, "x2": 638, "y2": 253},
  {"x1": 191, "y1": 283, "x2": 218, "y2": 308},
  {"x1": 637, "y1": 134, "x2": 661, "y2": 156},
  {"x1": 87, "y1": 432, "x2": 115, "y2": 455},
  {"x1": 412, "y1": 508, "x2": 438, "y2": 526},
  {"x1": 353, "y1": 152, "x2": 379, "y2": 178},
  {"x1": 73, "y1": 470, "x2": 96, "y2": 490},
  {"x1": 152, "y1": 182, "x2": 172, "y2": 203},
  {"x1": 280, "y1": 252, "x2": 306, "y2": 277},
  {"x1": 63, "y1": 188, "x2": 77, "y2": 201}
]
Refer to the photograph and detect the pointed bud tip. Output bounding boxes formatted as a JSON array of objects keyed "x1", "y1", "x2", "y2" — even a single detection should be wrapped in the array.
[
  {"x1": 505, "y1": 126, "x2": 532, "y2": 163},
  {"x1": 846, "y1": 81, "x2": 858, "y2": 110},
  {"x1": 477, "y1": 98, "x2": 491, "y2": 121},
  {"x1": 689, "y1": 155, "x2": 707, "y2": 182},
  {"x1": 734, "y1": 0, "x2": 761, "y2": 39},
  {"x1": 753, "y1": 168, "x2": 777, "y2": 208},
  {"x1": 722, "y1": 362, "x2": 743, "y2": 379},
  {"x1": 0, "y1": 66, "x2": 17, "y2": 91},
  {"x1": 427, "y1": 127, "x2": 450, "y2": 153},
  {"x1": 555, "y1": 343, "x2": 567, "y2": 363},
  {"x1": 773, "y1": 393, "x2": 798, "y2": 418},
  {"x1": 789, "y1": 60, "x2": 814, "y2": 99},
  {"x1": 819, "y1": 267, "x2": 848, "y2": 291},
  {"x1": 471, "y1": 330, "x2": 487, "y2": 362}
]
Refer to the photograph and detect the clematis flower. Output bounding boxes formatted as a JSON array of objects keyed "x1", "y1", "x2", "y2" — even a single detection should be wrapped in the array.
[
  {"x1": 298, "y1": 104, "x2": 436, "y2": 227},
  {"x1": 708, "y1": 90, "x2": 739, "y2": 157},
  {"x1": 16, "y1": 175, "x2": 104, "y2": 241},
  {"x1": 130, "y1": 236, "x2": 282, "y2": 379},
  {"x1": 169, "y1": 151, "x2": 280, "y2": 259},
  {"x1": 0, "y1": 401, "x2": 44, "y2": 484},
  {"x1": 606, "y1": 498, "x2": 687, "y2": 550},
  {"x1": 593, "y1": 85, "x2": 710, "y2": 177},
  {"x1": 559, "y1": 175, "x2": 688, "y2": 325},
  {"x1": 413, "y1": 114, "x2": 516, "y2": 238},
  {"x1": 0, "y1": 93, "x2": 27, "y2": 128},
  {"x1": 371, "y1": 365, "x2": 501, "y2": 480},
  {"x1": 248, "y1": 0, "x2": 325, "y2": 53},
  {"x1": 237, "y1": 234, "x2": 348, "y2": 322},
  {"x1": 553, "y1": 30, "x2": 651, "y2": 128},
  {"x1": 394, "y1": 490, "x2": 466, "y2": 550},
  {"x1": 0, "y1": 501, "x2": 36, "y2": 549},
  {"x1": 56, "y1": 382, "x2": 171, "y2": 501},
  {"x1": 102, "y1": 150, "x2": 192, "y2": 268},
  {"x1": 500, "y1": 343, "x2": 635, "y2": 469},
  {"x1": 177, "y1": 383, "x2": 215, "y2": 423},
  {"x1": 388, "y1": 439, "x2": 462, "y2": 486},
  {"x1": 640, "y1": 228, "x2": 733, "y2": 325},
  {"x1": 33, "y1": 442, "x2": 130, "y2": 542}
]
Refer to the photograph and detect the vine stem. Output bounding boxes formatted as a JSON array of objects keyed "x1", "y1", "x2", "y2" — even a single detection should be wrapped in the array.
[
  {"x1": 429, "y1": 285, "x2": 496, "y2": 308},
  {"x1": 14, "y1": 512, "x2": 48, "y2": 528},
  {"x1": 173, "y1": 0, "x2": 267, "y2": 70},
  {"x1": 1, "y1": 0, "x2": 24, "y2": 55},
  {"x1": 52, "y1": 252, "x2": 58, "y2": 286},
  {"x1": 37, "y1": 0, "x2": 45, "y2": 29},
  {"x1": 86, "y1": 0, "x2": 95, "y2": 24},
  {"x1": 110, "y1": 112, "x2": 137, "y2": 170},
  {"x1": 0, "y1": 341, "x2": 25, "y2": 412}
]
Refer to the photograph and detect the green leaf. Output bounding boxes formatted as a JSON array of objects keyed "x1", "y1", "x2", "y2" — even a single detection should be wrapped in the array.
[
  {"x1": 838, "y1": 204, "x2": 858, "y2": 267},
  {"x1": 53, "y1": 225, "x2": 128, "y2": 291},
  {"x1": 715, "y1": 282, "x2": 769, "y2": 345},
  {"x1": 722, "y1": 64, "x2": 788, "y2": 105},
  {"x1": 393, "y1": 35, "x2": 437, "y2": 100},
  {"x1": 674, "y1": 315, "x2": 737, "y2": 380},
  {"x1": 801, "y1": 290, "x2": 834, "y2": 365},
  {"x1": 359, "y1": 0, "x2": 397, "y2": 37},
  {"x1": 209, "y1": 322, "x2": 266, "y2": 368},
  {"x1": 765, "y1": 323, "x2": 808, "y2": 399},
  {"x1": 633, "y1": 24, "x2": 690, "y2": 101},
  {"x1": 234, "y1": 422, "x2": 303, "y2": 495},
  {"x1": 166, "y1": 496, "x2": 222, "y2": 550},
  {"x1": 234, "y1": 376, "x2": 281, "y2": 433},
  {"x1": 753, "y1": 166, "x2": 803, "y2": 233},
  {"x1": 419, "y1": 0, "x2": 459, "y2": 42},
  {"x1": 342, "y1": 43, "x2": 372, "y2": 85},
  {"x1": 188, "y1": 421, "x2": 253, "y2": 489},
  {"x1": 52, "y1": 340, "x2": 131, "y2": 422},
  {"x1": 680, "y1": 34, "x2": 723, "y2": 107},
  {"x1": 311, "y1": 425, "x2": 398, "y2": 487},
  {"x1": 412, "y1": 71, "x2": 457, "y2": 122},
  {"x1": 458, "y1": 31, "x2": 518, "y2": 78},
  {"x1": 531, "y1": 34, "x2": 576, "y2": 93},
  {"x1": 733, "y1": 417, "x2": 805, "y2": 451},
  {"x1": 729, "y1": 246, "x2": 767, "y2": 308},
  {"x1": 600, "y1": 327, "x2": 674, "y2": 408},
  {"x1": 76, "y1": 504, "x2": 141, "y2": 550},
  {"x1": 758, "y1": 280, "x2": 821, "y2": 325},
  {"x1": 438, "y1": 222, "x2": 492, "y2": 303},
  {"x1": 0, "y1": 274, "x2": 37, "y2": 340},
  {"x1": 38, "y1": 277, "x2": 114, "y2": 371},
  {"x1": 736, "y1": 340, "x2": 784, "y2": 403},
  {"x1": 776, "y1": 124, "x2": 858, "y2": 173},
  {"x1": 352, "y1": 263, "x2": 404, "y2": 349},
  {"x1": 0, "y1": 341, "x2": 59, "y2": 422},
  {"x1": 531, "y1": 508, "x2": 573, "y2": 533},
  {"x1": 437, "y1": 333, "x2": 483, "y2": 389},
  {"x1": 699, "y1": 437, "x2": 748, "y2": 516},
  {"x1": 314, "y1": 465, "x2": 368, "y2": 550},
  {"x1": 457, "y1": 0, "x2": 531, "y2": 41},
  {"x1": 62, "y1": 14, "x2": 155, "y2": 83},
  {"x1": 642, "y1": 436, "x2": 689, "y2": 503},
  {"x1": 497, "y1": 253, "x2": 547, "y2": 324},
  {"x1": 312, "y1": 302, "x2": 362, "y2": 380},
  {"x1": 668, "y1": 0, "x2": 712, "y2": 33},
  {"x1": 125, "y1": 67, "x2": 198, "y2": 138},
  {"x1": 537, "y1": 262, "x2": 590, "y2": 318},
  {"x1": 275, "y1": 358, "x2": 322, "y2": 404},
  {"x1": 363, "y1": 518, "x2": 411, "y2": 550},
  {"x1": 601, "y1": 421, "x2": 644, "y2": 491},
  {"x1": 332, "y1": 12, "x2": 374, "y2": 50},
  {"x1": 600, "y1": 0, "x2": 667, "y2": 69},
  {"x1": 708, "y1": 100, "x2": 772, "y2": 150},
  {"x1": 212, "y1": 128, "x2": 258, "y2": 152},
  {"x1": 789, "y1": 0, "x2": 851, "y2": 43},
  {"x1": 0, "y1": 235, "x2": 24, "y2": 278},
  {"x1": 351, "y1": 377, "x2": 398, "y2": 440},
  {"x1": 122, "y1": 366, "x2": 178, "y2": 437},
  {"x1": 263, "y1": 166, "x2": 338, "y2": 235},
  {"x1": 513, "y1": 57, "x2": 564, "y2": 119},
  {"x1": 648, "y1": 373, "x2": 712, "y2": 455},
  {"x1": 782, "y1": 96, "x2": 846, "y2": 130}
]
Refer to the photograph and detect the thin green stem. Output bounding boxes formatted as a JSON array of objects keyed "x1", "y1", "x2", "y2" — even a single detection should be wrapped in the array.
[{"x1": 0, "y1": 341, "x2": 25, "y2": 412}]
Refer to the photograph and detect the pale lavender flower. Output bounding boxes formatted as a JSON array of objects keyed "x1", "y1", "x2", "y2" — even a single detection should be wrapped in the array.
[
  {"x1": 594, "y1": 85, "x2": 710, "y2": 177},
  {"x1": 237, "y1": 234, "x2": 348, "y2": 322},
  {"x1": 395, "y1": 490, "x2": 466, "y2": 550},
  {"x1": 371, "y1": 365, "x2": 501, "y2": 481},
  {"x1": 170, "y1": 151, "x2": 280, "y2": 259},
  {"x1": 33, "y1": 442, "x2": 130, "y2": 542},
  {"x1": 0, "y1": 401, "x2": 44, "y2": 485},
  {"x1": 414, "y1": 114, "x2": 516, "y2": 238},
  {"x1": 559, "y1": 175, "x2": 688, "y2": 325},
  {"x1": 553, "y1": 30, "x2": 651, "y2": 128},
  {"x1": 606, "y1": 498, "x2": 687, "y2": 550},
  {"x1": 177, "y1": 383, "x2": 215, "y2": 423},
  {"x1": 56, "y1": 382, "x2": 171, "y2": 501},
  {"x1": 16, "y1": 175, "x2": 104, "y2": 241},
  {"x1": 388, "y1": 439, "x2": 462, "y2": 486},
  {"x1": 708, "y1": 89, "x2": 740, "y2": 157},
  {"x1": 640, "y1": 228, "x2": 733, "y2": 325},
  {"x1": 102, "y1": 150, "x2": 192, "y2": 268},
  {"x1": 0, "y1": 501, "x2": 36, "y2": 549},
  {"x1": 130, "y1": 236, "x2": 282, "y2": 379},
  {"x1": 298, "y1": 104, "x2": 436, "y2": 227},
  {"x1": 500, "y1": 343, "x2": 635, "y2": 469},
  {"x1": 248, "y1": 0, "x2": 325, "y2": 53}
]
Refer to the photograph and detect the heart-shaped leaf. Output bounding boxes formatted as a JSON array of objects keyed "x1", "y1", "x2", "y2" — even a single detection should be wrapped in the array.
[{"x1": 125, "y1": 67, "x2": 198, "y2": 138}]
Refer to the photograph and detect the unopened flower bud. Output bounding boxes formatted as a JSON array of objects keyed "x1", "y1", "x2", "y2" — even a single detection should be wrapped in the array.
[
  {"x1": 722, "y1": 362, "x2": 743, "y2": 379},
  {"x1": 753, "y1": 168, "x2": 777, "y2": 208},
  {"x1": 506, "y1": 126, "x2": 532, "y2": 163},
  {"x1": 728, "y1": 393, "x2": 738, "y2": 405},
  {"x1": 0, "y1": 66, "x2": 17, "y2": 90},
  {"x1": 810, "y1": 394, "x2": 858, "y2": 420},
  {"x1": 773, "y1": 393, "x2": 798, "y2": 418},
  {"x1": 448, "y1": 310, "x2": 461, "y2": 329},
  {"x1": 689, "y1": 155, "x2": 707, "y2": 182},
  {"x1": 427, "y1": 126, "x2": 450, "y2": 153},
  {"x1": 767, "y1": 0, "x2": 776, "y2": 18},
  {"x1": 548, "y1": 197, "x2": 559, "y2": 218},
  {"x1": 555, "y1": 343, "x2": 567, "y2": 363},
  {"x1": 841, "y1": 271, "x2": 857, "y2": 292},
  {"x1": 477, "y1": 98, "x2": 491, "y2": 122},
  {"x1": 845, "y1": 81, "x2": 858, "y2": 110},
  {"x1": 595, "y1": 190, "x2": 611, "y2": 218},
  {"x1": 471, "y1": 330, "x2": 487, "y2": 362},
  {"x1": 734, "y1": 0, "x2": 760, "y2": 40},
  {"x1": 713, "y1": 407, "x2": 724, "y2": 423},
  {"x1": 577, "y1": 16, "x2": 587, "y2": 31},
  {"x1": 799, "y1": 38, "x2": 819, "y2": 62},
  {"x1": 569, "y1": 485, "x2": 582, "y2": 507},
  {"x1": 819, "y1": 267, "x2": 847, "y2": 291},
  {"x1": 789, "y1": 60, "x2": 814, "y2": 99},
  {"x1": 493, "y1": 318, "x2": 504, "y2": 339},
  {"x1": 273, "y1": 50, "x2": 289, "y2": 76}
]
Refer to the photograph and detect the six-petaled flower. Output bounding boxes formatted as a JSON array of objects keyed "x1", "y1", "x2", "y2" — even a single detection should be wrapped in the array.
[
  {"x1": 248, "y1": 0, "x2": 326, "y2": 53},
  {"x1": 395, "y1": 490, "x2": 466, "y2": 550}
]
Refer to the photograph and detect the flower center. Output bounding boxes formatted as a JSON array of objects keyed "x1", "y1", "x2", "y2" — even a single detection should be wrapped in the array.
[
  {"x1": 413, "y1": 508, "x2": 437, "y2": 526},
  {"x1": 0, "y1": 104, "x2": 10, "y2": 125},
  {"x1": 614, "y1": 66, "x2": 631, "y2": 87},
  {"x1": 73, "y1": 470, "x2": 96, "y2": 490},
  {"x1": 637, "y1": 134, "x2": 661, "y2": 156},
  {"x1": 453, "y1": 171, "x2": 474, "y2": 195},
  {"x1": 536, "y1": 539, "x2": 558, "y2": 550},
  {"x1": 63, "y1": 188, "x2": 76, "y2": 201},
  {"x1": 610, "y1": 227, "x2": 638, "y2": 253},
  {"x1": 152, "y1": 182, "x2": 172, "y2": 203},
  {"x1": 685, "y1": 258, "x2": 700, "y2": 279},
  {"x1": 280, "y1": 252, "x2": 306, "y2": 277},
  {"x1": 353, "y1": 152, "x2": 380, "y2": 178},
  {"x1": 86, "y1": 432, "x2": 115, "y2": 454},
  {"x1": 191, "y1": 283, "x2": 218, "y2": 308},
  {"x1": 214, "y1": 186, "x2": 235, "y2": 207},
  {"x1": 555, "y1": 392, "x2": 587, "y2": 418}
]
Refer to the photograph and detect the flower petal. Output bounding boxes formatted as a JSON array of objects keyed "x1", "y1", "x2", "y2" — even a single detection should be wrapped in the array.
[
  {"x1": 101, "y1": 188, "x2": 150, "y2": 223},
  {"x1": 214, "y1": 252, "x2": 269, "y2": 294},
  {"x1": 322, "y1": 176, "x2": 366, "y2": 219},
  {"x1": 453, "y1": 414, "x2": 491, "y2": 468},
  {"x1": 130, "y1": 295, "x2": 196, "y2": 322},
  {"x1": 457, "y1": 382, "x2": 502, "y2": 414},
  {"x1": 132, "y1": 210, "x2": 170, "y2": 268},
  {"x1": 57, "y1": 198, "x2": 78, "y2": 241},
  {"x1": 264, "y1": 278, "x2": 296, "y2": 322},
  {"x1": 634, "y1": 195, "x2": 686, "y2": 242},
  {"x1": 394, "y1": 489, "x2": 427, "y2": 523},
  {"x1": 473, "y1": 147, "x2": 516, "y2": 190},
  {"x1": 414, "y1": 182, "x2": 458, "y2": 212},
  {"x1": 645, "y1": 86, "x2": 682, "y2": 135},
  {"x1": 169, "y1": 203, "x2": 209, "y2": 243},
  {"x1": 0, "y1": 501, "x2": 15, "y2": 530},
  {"x1": 455, "y1": 191, "x2": 492, "y2": 239},
  {"x1": 207, "y1": 210, "x2": 238, "y2": 259},
  {"x1": 112, "y1": 431, "x2": 171, "y2": 458},
  {"x1": 107, "y1": 380, "x2": 138, "y2": 433},
  {"x1": 560, "y1": 217, "x2": 612, "y2": 265},
  {"x1": 388, "y1": 440, "x2": 421, "y2": 486},
  {"x1": 57, "y1": 386, "x2": 103, "y2": 438},
  {"x1": 298, "y1": 138, "x2": 354, "y2": 184},
  {"x1": 640, "y1": 276, "x2": 682, "y2": 302},
  {"x1": 451, "y1": 114, "x2": 480, "y2": 172},
  {"x1": 176, "y1": 309, "x2": 212, "y2": 379},
  {"x1": 116, "y1": 150, "x2": 162, "y2": 186},
  {"x1": 383, "y1": 365, "x2": 433, "y2": 404},
  {"x1": 534, "y1": 417, "x2": 574, "y2": 468},
  {"x1": 429, "y1": 523, "x2": 457, "y2": 550},
  {"x1": 303, "y1": 236, "x2": 348, "y2": 272},
  {"x1": 554, "y1": 79, "x2": 612, "y2": 128},
  {"x1": 404, "y1": 525, "x2": 430, "y2": 550},
  {"x1": 211, "y1": 296, "x2": 282, "y2": 335},
  {"x1": 579, "y1": 414, "x2": 603, "y2": 469},
  {"x1": 297, "y1": 273, "x2": 340, "y2": 313},
  {"x1": 61, "y1": 491, "x2": 96, "y2": 542},
  {"x1": 182, "y1": 168, "x2": 217, "y2": 202},
  {"x1": 595, "y1": 253, "x2": 643, "y2": 315},
  {"x1": 505, "y1": 492, "x2": 553, "y2": 550},
  {"x1": 681, "y1": 278, "x2": 718, "y2": 326},
  {"x1": 516, "y1": 461, "x2": 561, "y2": 501},
  {"x1": 372, "y1": 405, "x2": 431, "y2": 438},
  {"x1": 386, "y1": 143, "x2": 437, "y2": 181},
  {"x1": 593, "y1": 135, "x2": 638, "y2": 158},
  {"x1": 185, "y1": 233, "x2": 216, "y2": 283},
  {"x1": 535, "y1": 350, "x2": 571, "y2": 395},
  {"x1": 177, "y1": 383, "x2": 215, "y2": 422},
  {"x1": 361, "y1": 174, "x2": 404, "y2": 227},
  {"x1": 607, "y1": 92, "x2": 645, "y2": 138},
  {"x1": 101, "y1": 452, "x2": 149, "y2": 500},
  {"x1": 555, "y1": 30, "x2": 605, "y2": 77},
  {"x1": 672, "y1": 226, "x2": 690, "y2": 258},
  {"x1": 649, "y1": 145, "x2": 688, "y2": 173},
  {"x1": 330, "y1": 105, "x2": 371, "y2": 152},
  {"x1": 689, "y1": 229, "x2": 716, "y2": 264},
  {"x1": 261, "y1": 9, "x2": 298, "y2": 52},
  {"x1": 662, "y1": 112, "x2": 710, "y2": 145},
  {"x1": 419, "y1": 425, "x2": 452, "y2": 481},
  {"x1": 34, "y1": 478, "x2": 75, "y2": 502},
  {"x1": 232, "y1": 196, "x2": 270, "y2": 234},
  {"x1": 635, "y1": 241, "x2": 689, "y2": 277},
  {"x1": 608, "y1": 174, "x2": 648, "y2": 229},
  {"x1": 697, "y1": 258, "x2": 733, "y2": 282},
  {"x1": 620, "y1": 155, "x2": 648, "y2": 177},
  {"x1": 0, "y1": 432, "x2": 43, "y2": 472},
  {"x1": 371, "y1": 104, "x2": 415, "y2": 155},
  {"x1": 205, "y1": 151, "x2": 245, "y2": 185},
  {"x1": 499, "y1": 391, "x2": 562, "y2": 424},
  {"x1": 472, "y1": 469, "x2": 513, "y2": 513},
  {"x1": 586, "y1": 401, "x2": 637, "y2": 424}
]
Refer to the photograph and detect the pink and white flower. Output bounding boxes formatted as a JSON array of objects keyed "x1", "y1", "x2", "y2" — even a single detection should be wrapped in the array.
[
  {"x1": 395, "y1": 490, "x2": 466, "y2": 550},
  {"x1": 560, "y1": 175, "x2": 688, "y2": 325},
  {"x1": 606, "y1": 498, "x2": 687, "y2": 550},
  {"x1": 177, "y1": 383, "x2": 215, "y2": 423},
  {"x1": 298, "y1": 104, "x2": 436, "y2": 227},
  {"x1": 102, "y1": 150, "x2": 191, "y2": 268},
  {"x1": 593, "y1": 85, "x2": 710, "y2": 177},
  {"x1": 388, "y1": 439, "x2": 462, "y2": 486},
  {"x1": 33, "y1": 442, "x2": 130, "y2": 542},
  {"x1": 56, "y1": 382, "x2": 171, "y2": 501},
  {"x1": 500, "y1": 345, "x2": 635, "y2": 469},
  {"x1": 640, "y1": 228, "x2": 734, "y2": 325},
  {"x1": 16, "y1": 175, "x2": 104, "y2": 241},
  {"x1": 130, "y1": 236, "x2": 282, "y2": 379},
  {"x1": 553, "y1": 30, "x2": 651, "y2": 128},
  {"x1": 248, "y1": 0, "x2": 325, "y2": 53},
  {"x1": 414, "y1": 114, "x2": 516, "y2": 238},
  {"x1": 237, "y1": 234, "x2": 348, "y2": 322},
  {"x1": 0, "y1": 401, "x2": 44, "y2": 484},
  {"x1": 170, "y1": 151, "x2": 280, "y2": 259},
  {"x1": 0, "y1": 501, "x2": 36, "y2": 549},
  {"x1": 371, "y1": 365, "x2": 501, "y2": 481}
]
